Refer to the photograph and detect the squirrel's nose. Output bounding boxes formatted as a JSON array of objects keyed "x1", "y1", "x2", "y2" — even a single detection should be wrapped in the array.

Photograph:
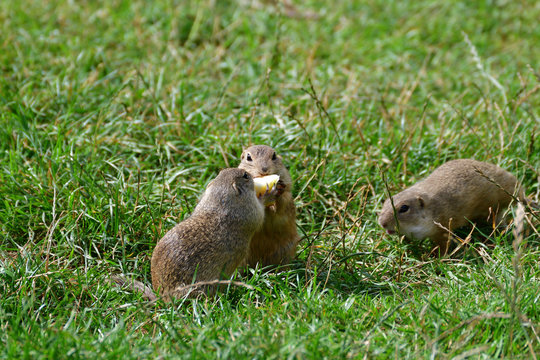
[{"x1": 261, "y1": 166, "x2": 268, "y2": 173}]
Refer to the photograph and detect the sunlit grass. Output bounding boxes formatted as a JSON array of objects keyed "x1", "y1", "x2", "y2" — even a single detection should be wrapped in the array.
[{"x1": 1, "y1": 0, "x2": 539, "y2": 358}]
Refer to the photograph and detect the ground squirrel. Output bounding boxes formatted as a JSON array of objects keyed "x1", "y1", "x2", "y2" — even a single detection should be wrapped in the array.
[
  {"x1": 238, "y1": 145, "x2": 300, "y2": 268},
  {"x1": 378, "y1": 159, "x2": 527, "y2": 255},
  {"x1": 150, "y1": 168, "x2": 275, "y2": 300}
]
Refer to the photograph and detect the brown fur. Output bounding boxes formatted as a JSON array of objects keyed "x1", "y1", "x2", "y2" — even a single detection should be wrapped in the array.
[
  {"x1": 238, "y1": 145, "x2": 300, "y2": 268},
  {"x1": 378, "y1": 159, "x2": 525, "y2": 255},
  {"x1": 110, "y1": 275, "x2": 157, "y2": 301},
  {"x1": 150, "y1": 168, "x2": 269, "y2": 300}
]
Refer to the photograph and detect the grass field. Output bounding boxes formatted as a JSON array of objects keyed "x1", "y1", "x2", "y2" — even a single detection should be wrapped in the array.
[{"x1": 1, "y1": 0, "x2": 539, "y2": 358}]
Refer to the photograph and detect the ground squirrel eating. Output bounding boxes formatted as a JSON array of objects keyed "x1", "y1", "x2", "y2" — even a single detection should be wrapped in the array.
[
  {"x1": 378, "y1": 159, "x2": 527, "y2": 255},
  {"x1": 238, "y1": 145, "x2": 300, "y2": 268},
  {"x1": 150, "y1": 168, "x2": 274, "y2": 300}
]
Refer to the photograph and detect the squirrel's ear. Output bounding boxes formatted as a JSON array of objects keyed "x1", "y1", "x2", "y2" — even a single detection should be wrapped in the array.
[
  {"x1": 232, "y1": 182, "x2": 242, "y2": 195},
  {"x1": 417, "y1": 196, "x2": 425, "y2": 208}
]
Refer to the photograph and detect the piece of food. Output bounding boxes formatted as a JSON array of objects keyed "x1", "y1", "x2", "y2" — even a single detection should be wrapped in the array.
[{"x1": 253, "y1": 175, "x2": 280, "y2": 197}]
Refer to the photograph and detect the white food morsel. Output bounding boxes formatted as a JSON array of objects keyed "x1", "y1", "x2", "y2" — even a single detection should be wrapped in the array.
[{"x1": 253, "y1": 175, "x2": 280, "y2": 197}]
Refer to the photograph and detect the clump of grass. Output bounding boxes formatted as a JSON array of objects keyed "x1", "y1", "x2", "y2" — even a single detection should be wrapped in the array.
[{"x1": 1, "y1": 0, "x2": 539, "y2": 358}]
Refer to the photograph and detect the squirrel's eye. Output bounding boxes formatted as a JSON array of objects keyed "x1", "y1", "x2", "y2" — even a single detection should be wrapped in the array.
[
  {"x1": 398, "y1": 205, "x2": 409, "y2": 213},
  {"x1": 272, "y1": 152, "x2": 277, "y2": 160},
  {"x1": 243, "y1": 172, "x2": 250, "y2": 179},
  {"x1": 246, "y1": 154, "x2": 252, "y2": 162}
]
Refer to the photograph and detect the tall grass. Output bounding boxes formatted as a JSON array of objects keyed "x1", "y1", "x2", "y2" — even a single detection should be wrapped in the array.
[{"x1": 1, "y1": 0, "x2": 539, "y2": 358}]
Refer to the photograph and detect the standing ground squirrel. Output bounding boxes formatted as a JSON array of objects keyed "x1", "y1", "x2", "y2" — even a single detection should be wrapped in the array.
[
  {"x1": 238, "y1": 145, "x2": 300, "y2": 268},
  {"x1": 151, "y1": 168, "x2": 275, "y2": 300},
  {"x1": 378, "y1": 159, "x2": 527, "y2": 255}
]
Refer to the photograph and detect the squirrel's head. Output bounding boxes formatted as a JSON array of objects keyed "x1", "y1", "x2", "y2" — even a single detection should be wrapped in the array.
[
  {"x1": 238, "y1": 145, "x2": 292, "y2": 190},
  {"x1": 207, "y1": 168, "x2": 256, "y2": 200},
  {"x1": 378, "y1": 189, "x2": 434, "y2": 241},
  {"x1": 195, "y1": 168, "x2": 264, "y2": 228}
]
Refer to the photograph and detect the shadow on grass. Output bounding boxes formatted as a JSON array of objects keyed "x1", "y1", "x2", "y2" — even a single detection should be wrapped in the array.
[{"x1": 242, "y1": 258, "x2": 400, "y2": 300}]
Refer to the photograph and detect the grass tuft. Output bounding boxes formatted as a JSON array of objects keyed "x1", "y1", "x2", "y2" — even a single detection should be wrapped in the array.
[{"x1": 1, "y1": 0, "x2": 539, "y2": 358}]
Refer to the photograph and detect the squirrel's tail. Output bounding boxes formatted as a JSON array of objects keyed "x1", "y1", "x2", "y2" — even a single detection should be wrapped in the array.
[{"x1": 111, "y1": 275, "x2": 157, "y2": 301}]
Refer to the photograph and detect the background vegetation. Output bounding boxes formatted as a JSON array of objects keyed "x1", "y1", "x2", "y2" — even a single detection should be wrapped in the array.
[{"x1": 1, "y1": 0, "x2": 539, "y2": 358}]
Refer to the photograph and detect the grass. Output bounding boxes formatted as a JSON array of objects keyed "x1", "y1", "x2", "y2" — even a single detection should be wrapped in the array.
[{"x1": 1, "y1": 0, "x2": 539, "y2": 358}]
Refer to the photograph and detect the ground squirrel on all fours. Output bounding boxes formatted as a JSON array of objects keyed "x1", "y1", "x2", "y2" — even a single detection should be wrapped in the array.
[
  {"x1": 378, "y1": 159, "x2": 529, "y2": 256},
  {"x1": 150, "y1": 168, "x2": 276, "y2": 300},
  {"x1": 238, "y1": 145, "x2": 300, "y2": 268}
]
